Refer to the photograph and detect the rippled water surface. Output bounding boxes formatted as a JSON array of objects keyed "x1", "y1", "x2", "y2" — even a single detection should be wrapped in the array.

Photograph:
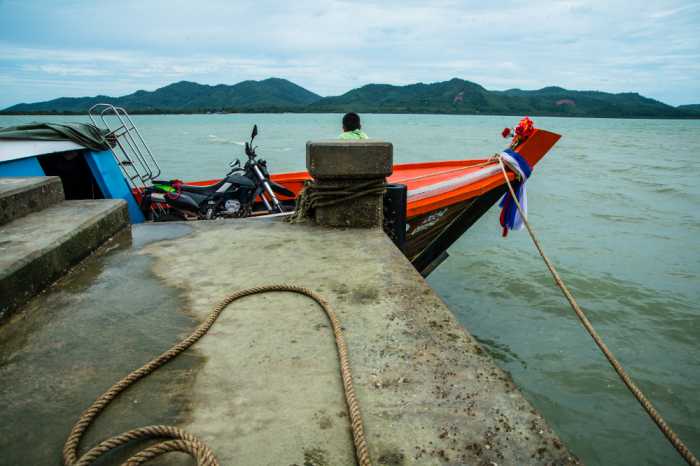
[{"x1": 2, "y1": 113, "x2": 699, "y2": 465}]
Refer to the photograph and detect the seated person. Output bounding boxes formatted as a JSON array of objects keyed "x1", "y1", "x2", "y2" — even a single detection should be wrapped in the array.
[{"x1": 339, "y1": 112, "x2": 368, "y2": 140}]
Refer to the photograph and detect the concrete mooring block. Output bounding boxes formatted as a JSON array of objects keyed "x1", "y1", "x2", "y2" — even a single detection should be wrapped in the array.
[{"x1": 306, "y1": 140, "x2": 393, "y2": 228}]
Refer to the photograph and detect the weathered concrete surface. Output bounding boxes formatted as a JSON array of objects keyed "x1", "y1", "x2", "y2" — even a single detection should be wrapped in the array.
[
  {"x1": 0, "y1": 219, "x2": 580, "y2": 465},
  {"x1": 307, "y1": 140, "x2": 393, "y2": 179},
  {"x1": 307, "y1": 141, "x2": 392, "y2": 228},
  {"x1": 138, "y1": 219, "x2": 579, "y2": 465},
  {"x1": 0, "y1": 225, "x2": 199, "y2": 466},
  {"x1": 0, "y1": 199, "x2": 129, "y2": 319},
  {"x1": 0, "y1": 176, "x2": 65, "y2": 225},
  {"x1": 313, "y1": 179, "x2": 386, "y2": 229}
]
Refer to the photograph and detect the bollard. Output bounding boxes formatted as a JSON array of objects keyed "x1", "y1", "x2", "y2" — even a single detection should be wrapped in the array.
[{"x1": 306, "y1": 140, "x2": 393, "y2": 228}]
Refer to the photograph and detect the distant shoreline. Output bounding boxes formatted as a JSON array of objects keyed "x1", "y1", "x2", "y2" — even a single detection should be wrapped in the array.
[
  {"x1": 1, "y1": 110, "x2": 699, "y2": 120},
  {"x1": 4, "y1": 78, "x2": 698, "y2": 120}
]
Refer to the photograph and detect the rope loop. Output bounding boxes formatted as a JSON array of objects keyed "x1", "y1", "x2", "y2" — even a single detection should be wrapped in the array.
[{"x1": 62, "y1": 284, "x2": 372, "y2": 466}]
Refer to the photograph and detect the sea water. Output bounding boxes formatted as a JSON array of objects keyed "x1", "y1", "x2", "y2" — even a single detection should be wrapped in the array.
[{"x1": 2, "y1": 113, "x2": 698, "y2": 465}]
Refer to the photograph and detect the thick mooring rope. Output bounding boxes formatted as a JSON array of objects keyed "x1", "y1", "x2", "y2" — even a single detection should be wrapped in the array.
[
  {"x1": 62, "y1": 284, "x2": 371, "y2": 466},
  {"x1": 289, "y1": 179, "x2": 387, "y2": 223},
  {"x1": 496, "y1": 156, "x2": 699, "y2": 466}
]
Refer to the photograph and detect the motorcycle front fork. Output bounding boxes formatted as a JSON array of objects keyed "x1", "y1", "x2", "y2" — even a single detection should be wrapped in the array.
[{"x1": 253, "y1": 165, "x2": 283, "y2": 212}]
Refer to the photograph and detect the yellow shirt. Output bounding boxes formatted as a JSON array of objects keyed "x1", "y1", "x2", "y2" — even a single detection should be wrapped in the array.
[{"x1": 339, "y1": 129, "x2": 368, "y2": 140}]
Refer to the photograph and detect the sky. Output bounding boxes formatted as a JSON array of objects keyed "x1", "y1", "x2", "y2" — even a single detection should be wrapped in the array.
[{"x1": 0, "y1": 0, "x2": 699, "y2": 109}]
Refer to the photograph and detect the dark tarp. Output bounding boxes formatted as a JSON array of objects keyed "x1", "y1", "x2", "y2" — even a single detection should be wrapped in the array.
[{"x1": 0, "y1": 122, "x2": 110, "y2": 152}]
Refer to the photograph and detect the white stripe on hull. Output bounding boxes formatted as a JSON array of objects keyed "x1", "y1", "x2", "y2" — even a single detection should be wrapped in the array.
[{"x1": 407, "y1": 165, "x2": 501, "y2": 200}]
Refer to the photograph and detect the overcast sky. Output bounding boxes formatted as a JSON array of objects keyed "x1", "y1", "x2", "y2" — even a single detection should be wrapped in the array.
[{"x1": 1, "y1": 0, "x2": 698, "y2": 108}]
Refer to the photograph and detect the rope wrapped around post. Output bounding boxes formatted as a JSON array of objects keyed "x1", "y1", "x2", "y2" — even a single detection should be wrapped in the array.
[{"x1": 289, "y1": 179, "x2": 387, "y2": 223}]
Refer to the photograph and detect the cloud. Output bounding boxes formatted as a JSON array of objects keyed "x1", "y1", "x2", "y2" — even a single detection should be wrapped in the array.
[
  {"x1": 0, "y1": 0, "x2": 698, "y2": 107},
  {"x1": 30, "y1": 64, "x2": 111, "y2": 77},
  {"x1": 649, "y1": 3, "x2": 700, "y2": 18}
]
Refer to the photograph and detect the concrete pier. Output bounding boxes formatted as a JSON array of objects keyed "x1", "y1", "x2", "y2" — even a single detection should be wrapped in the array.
[
  {"x1": 0, "y1": 144, "x2": 579, "y2": 465},
  {"x1": 0, "y1": 219, "x2": 580, "y2": 465}
]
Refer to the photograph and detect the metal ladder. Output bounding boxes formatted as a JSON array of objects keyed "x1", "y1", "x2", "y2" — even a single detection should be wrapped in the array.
[{"x1": 88, "y1": 104, "x2": 162, "y2": 192}]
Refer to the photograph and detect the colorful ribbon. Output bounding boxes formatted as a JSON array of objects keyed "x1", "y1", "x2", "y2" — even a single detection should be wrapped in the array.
[{"x1": 498, "y1": 148, "x2": 532, "y2": 237}]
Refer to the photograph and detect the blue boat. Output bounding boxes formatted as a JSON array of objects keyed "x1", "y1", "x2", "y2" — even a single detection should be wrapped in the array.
[{"x1": 0, "y1": 105, "x2": 165, "y2": 224}]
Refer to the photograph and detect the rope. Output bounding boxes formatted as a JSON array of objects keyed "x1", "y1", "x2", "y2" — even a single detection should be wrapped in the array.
[
  {"x1": 62, "y1": 284, "x2": 372, "y2": 466},
  {"x1": 496, "y1": 156, "x2": 699, "y2": 466},
  {"x1": 289, "y1": 179, "x2": 387, "y2": 223}
]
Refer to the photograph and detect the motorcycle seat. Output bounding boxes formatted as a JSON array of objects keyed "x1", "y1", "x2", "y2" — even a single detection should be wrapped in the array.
[
  {"x1": 151, "y1": 179, "x2": 228, "y2": 194},
  {"x1": 165, "y1": 175, "x2": 255, "y2": 194},
  {"x1": 177, "y1": 180, "x2": 227, "y2": 193}
]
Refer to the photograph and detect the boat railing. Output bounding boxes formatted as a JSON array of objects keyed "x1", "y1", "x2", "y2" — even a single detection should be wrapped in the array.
[{"x1": 88, "y1": 104, "x2": 162, "y2": 192}]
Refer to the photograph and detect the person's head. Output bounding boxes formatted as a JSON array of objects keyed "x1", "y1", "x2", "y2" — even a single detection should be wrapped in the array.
[{"x1": 342, "y1": 112, "x2": 361, "y2": 132}]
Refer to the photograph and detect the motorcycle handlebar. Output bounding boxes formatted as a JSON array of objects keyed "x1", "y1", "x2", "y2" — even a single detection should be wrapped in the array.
[{"x1": 244, "y1": 142, "x2": 256, "y2": 158}]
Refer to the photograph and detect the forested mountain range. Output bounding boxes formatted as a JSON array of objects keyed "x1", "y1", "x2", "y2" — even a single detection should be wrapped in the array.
[{"x1": 3, "y1": 77, "x2": 697, "y2": 119}]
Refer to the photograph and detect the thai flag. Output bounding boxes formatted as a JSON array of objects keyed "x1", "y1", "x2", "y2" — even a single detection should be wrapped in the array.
[{"x1": 499, "y1": 148, "x2": 532, "y2": 237}]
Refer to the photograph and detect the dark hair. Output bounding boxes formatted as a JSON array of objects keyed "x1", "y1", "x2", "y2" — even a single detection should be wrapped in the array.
[{"x1": 342, "y1": 112, "x2": 361, "y2": 131}]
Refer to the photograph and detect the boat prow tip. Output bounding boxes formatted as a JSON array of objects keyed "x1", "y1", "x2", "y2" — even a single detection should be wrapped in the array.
[{"x1": 518, "y1": 128, "x2": 562, "y2": 168}]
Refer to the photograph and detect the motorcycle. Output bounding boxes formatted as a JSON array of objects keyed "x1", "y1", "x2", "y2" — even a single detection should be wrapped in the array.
[{"x1": 140, "y1": 125, "x2": 294, "y2": 221}]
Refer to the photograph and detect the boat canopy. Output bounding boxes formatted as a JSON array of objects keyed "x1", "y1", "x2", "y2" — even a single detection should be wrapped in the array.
[{"x1": 0, "y1": 123, "x2": 109, "y2": 152}]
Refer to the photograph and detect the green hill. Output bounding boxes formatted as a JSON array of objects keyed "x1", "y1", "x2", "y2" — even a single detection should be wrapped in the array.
[
  {"x1": 2, "y1": 78, "x2": 322, "y2": 114},
  {"x1": 308, "y1": 78, "x2": 692, "y2": 118},
  {"x1": 2, "y1": 77, "x2": 697, "y2": 118},
  {"x1": 677, "y1": 104, "x2": 700, "y2": 116}
]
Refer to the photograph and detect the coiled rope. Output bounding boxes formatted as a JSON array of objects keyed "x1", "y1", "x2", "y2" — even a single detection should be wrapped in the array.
[
  {"x1": 289, "y1": 179, "x2": 387, "y2": 223},
  {"x1": 62, "y1": 284, "x2": 371, "y2": 466},
  {"x1": 496, "y1": 156, "x2": 699, "y2": 466}
]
